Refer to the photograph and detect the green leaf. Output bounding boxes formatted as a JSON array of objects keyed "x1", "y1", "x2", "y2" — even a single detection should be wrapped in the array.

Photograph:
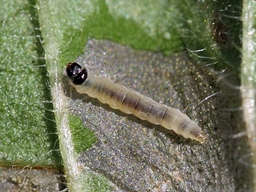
[
  {"x1": 0, "y1": 0, "x2": 61, "y2": 167},
  {"x1": 69, "y1": 114, "x2": 97, "y2": 153},
  {"x1": 1, "y1": 0, "x2": 254, "y2": 191}
]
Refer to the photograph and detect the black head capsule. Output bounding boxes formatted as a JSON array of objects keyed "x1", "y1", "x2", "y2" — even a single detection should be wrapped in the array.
[{"x1": 66, "y1": 62, "x2": 88, "y2": 85}]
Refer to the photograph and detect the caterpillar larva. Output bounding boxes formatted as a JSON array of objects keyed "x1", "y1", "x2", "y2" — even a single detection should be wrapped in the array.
[{"x1": 66, "y1": 62, "x2": 207, "y2": 143}]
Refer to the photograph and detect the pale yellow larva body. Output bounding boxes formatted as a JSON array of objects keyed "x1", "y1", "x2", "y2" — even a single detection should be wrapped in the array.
[{"x1": 66, "y1": 62, "x2": 207, "y2": 143}]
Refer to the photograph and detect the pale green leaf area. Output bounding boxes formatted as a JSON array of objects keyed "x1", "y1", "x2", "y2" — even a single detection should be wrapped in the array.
[{"x1": 0, "y1": 0, "x2": 255, "y2": 191}]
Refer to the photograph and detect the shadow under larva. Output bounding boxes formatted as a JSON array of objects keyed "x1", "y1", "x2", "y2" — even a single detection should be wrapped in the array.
[{"x1": 65, "y1": 62, "x2": 207, "y2": 143}]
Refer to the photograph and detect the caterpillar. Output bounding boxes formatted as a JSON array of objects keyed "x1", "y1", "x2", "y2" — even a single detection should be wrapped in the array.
[{"x1": 66, "y1": 62, "x2": 207, "y2": 143}]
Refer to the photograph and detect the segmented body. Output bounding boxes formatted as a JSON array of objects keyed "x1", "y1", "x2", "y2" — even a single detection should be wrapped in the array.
[{"x1": 66, "y1": 62, "x2": 207, "y2": 143}]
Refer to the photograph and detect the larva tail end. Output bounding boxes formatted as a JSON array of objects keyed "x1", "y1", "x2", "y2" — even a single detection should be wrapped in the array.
[{"x1": 196, "y1": 132, "x2": 208, "y2": 144}]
